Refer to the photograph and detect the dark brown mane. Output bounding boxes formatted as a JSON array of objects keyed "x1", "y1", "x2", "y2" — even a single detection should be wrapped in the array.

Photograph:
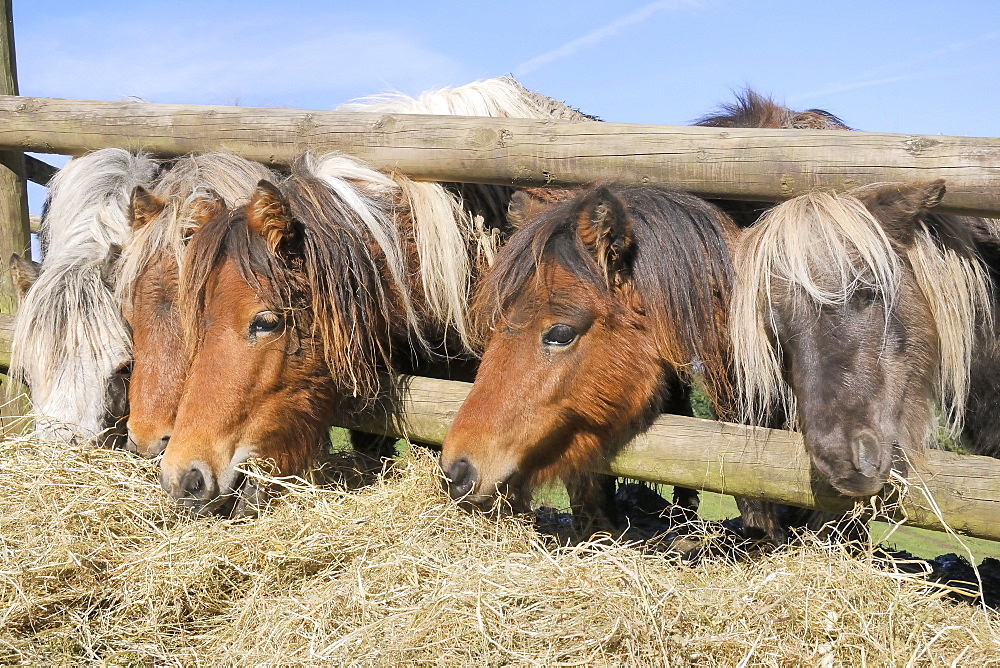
[
  {"x1": 694, "y1": 88, "x2": 851, "y2": 130},
  {"x1": 181, "y1": 158, "x2": 400, "y2": 401},
  {"x1": 474, "y1": 184, "x2": 737, "y2": 410}
]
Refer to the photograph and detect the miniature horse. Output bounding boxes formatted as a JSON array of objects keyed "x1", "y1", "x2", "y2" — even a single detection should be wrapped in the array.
[
  {"x1": 9, "y1": 149, "x2": 159, "y2": 446},
  {"x1": 705, "y1": 92, "x2": 992, "y2": 495},
  {"x1": 440, "y1": 184, "x2": 736, "y2": 525},
  {"x1": 157, "y1": 77, "x2": 596, "y2": 516},
  {"x1": 729, "y1": 180, "x2": 990, "y2": 495},
  {"x1": 117, "y1": 153, "x2": 280, "y2": 457},
  {"x1": 159, "y1": 153, "x2": 501, "y2": 516}
]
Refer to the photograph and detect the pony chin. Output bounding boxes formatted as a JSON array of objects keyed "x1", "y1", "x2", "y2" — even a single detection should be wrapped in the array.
[{"x1": 441, "y1": 425, "x2": 605, "y2": 516}]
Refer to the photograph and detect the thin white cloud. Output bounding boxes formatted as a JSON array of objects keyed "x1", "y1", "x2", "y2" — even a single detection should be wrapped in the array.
[
  {"x1": 788, "y1": 29, "x2": 1000, "y2": 104},
  {"x1": 514, "y1": 0, "x2": 703, "y2": 76},
  {"x1": 17, "y1": 10, "x2": 465, "y2": 108}
]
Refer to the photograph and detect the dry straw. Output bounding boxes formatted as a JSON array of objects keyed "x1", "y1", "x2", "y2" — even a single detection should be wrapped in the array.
[{"x1": 0, "y1": 434, "x2": 997, "y2": 665}]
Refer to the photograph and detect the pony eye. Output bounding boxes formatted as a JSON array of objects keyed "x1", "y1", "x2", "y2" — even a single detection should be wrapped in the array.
[
  {"x1": 853, "y1": 288, "x2": 881, "y2": 306},
  {"x1": 249, "y1": 311, "x2": 283, "y2": 337},
  {"x1": 542, "y1": 324, "x2": 578, "y2": 346},
  {"x1": 115, "y1": 362, "x2": 133, "y2": 377}
]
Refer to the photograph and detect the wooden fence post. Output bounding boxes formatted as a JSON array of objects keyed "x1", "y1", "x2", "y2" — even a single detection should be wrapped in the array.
[
  {"x1": 0, "y1": 0, "x2": 30, "y2": 428},
  {"x1": 0, "y1": 0, "x2": 29, "y2": 281}
]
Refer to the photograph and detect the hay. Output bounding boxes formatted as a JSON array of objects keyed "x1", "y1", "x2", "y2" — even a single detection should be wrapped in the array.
[{"x1": 0, "y1": 436, "x2": 997, "y2": 665}]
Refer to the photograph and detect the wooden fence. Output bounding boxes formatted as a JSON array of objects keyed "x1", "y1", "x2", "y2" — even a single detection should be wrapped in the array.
[
  {"x1": 342, "y1": 377, "x2": 1000, "y2": 542},
  {"x1": 1, "y1": 94, "x2": 999, "y2": 541}
]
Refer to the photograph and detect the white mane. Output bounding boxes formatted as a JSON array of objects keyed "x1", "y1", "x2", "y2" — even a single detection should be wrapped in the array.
[
  {"x1": 116, "y1": 152, "x2": 278, "y2": 305},
  {"x1": 337, "y1": 76, "x2": 595, "y2": 350},
  {"x1": 11, "y1": 148, "x2": 160, "y2": 441}
]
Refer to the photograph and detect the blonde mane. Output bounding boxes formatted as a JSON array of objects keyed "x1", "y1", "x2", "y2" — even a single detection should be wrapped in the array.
[
  {"x1": 116, "y1": 153, "x2": 279, "y2": 305},
  {"x1": 299, "y1": 151, "x2": 425, "y2": 354},
  {"x1": 907, "y1": 220, "x2": 992, "y2": 430},
  {"x1": 337, "y1": 76, "x2": 597, "y2": 350},
  {"x1": 730, "y1": 189, "x2": 990, "y2": 437}
]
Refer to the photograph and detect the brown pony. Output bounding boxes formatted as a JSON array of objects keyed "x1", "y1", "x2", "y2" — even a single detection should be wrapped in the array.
[
  {"x1": 156, "y1": 77, "x2": 597, "y2": 516},
  {"x1": 440, "y1": 184, "x2": 736, "y2": 523},
  {"x1": 117, "y1": 153, "x2": 279, "y2": 457}
]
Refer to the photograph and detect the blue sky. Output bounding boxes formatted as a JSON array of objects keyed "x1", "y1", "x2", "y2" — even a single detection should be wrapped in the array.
[{"x1": 12, "y1": 0, "x2": 1000, "y2": 213}]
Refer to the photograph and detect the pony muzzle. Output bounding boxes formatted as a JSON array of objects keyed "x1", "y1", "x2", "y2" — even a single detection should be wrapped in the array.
[
  {"x1": 126, "y1": 426, "x2": 170, "y2": 458},
  {"x1": 816, "y1": 430, "x2": 894, "y2": 497},
  {"x1": 442, "y1": 456, "x2": 480, "y2": 502},
  {"x1": 159, "y1": 456, "x2": 257, "y2": 517},
  {"x1": 441, "y1": 456, "x2": 528, "y2": 512}
]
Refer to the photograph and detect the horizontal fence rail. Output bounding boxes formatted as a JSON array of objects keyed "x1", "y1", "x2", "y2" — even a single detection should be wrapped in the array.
[
  {"x1": 1, "y1": 96, "x2": 1000, "y2": 217},
  {"x1": 340, "y1": 376, "x2": 1000, "y2": 543}
]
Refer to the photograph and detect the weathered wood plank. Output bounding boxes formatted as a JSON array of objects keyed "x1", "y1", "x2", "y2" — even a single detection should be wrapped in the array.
[
  {"x1": 0, "y1": 7, "x2": 29, "y2": 310},
  {"x1": 24, "y1": 154, "x2": 55, "y2": 186},
  {"x1": 0, "y1": 96, "x2": 998, "y2": 217},
  {"x1": 0, "y1": 3, "x2": 29, "y2": 435},
  {"x1": 0, "y1": 311, "x2": 12, "y2": 370},
  {"x1": 338, "y1": 375, "x2": 1000, "y2": 542}
]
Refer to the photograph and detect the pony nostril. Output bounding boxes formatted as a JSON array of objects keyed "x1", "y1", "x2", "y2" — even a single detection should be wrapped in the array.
[
  {"x1": 180, "y1": 466, "x2": 213, "y2": 500},
  {"x1": 152, "y1": 435, "x2": 170, "y2": 457},
  {"x1": 852, "y1": 431, "x2": 884, "y2": 478},
  {"x1": 444, "y1": 457, "x2": 478, "y2": 500}
]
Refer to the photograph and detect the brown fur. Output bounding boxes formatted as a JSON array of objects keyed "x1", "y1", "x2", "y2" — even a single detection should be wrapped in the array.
[
  {"x1": 441, "y1": 184, "x2": 737, "y2": 517},
  {"x1": 160, "y1": 155, "x2": 514, "y2": 515}
]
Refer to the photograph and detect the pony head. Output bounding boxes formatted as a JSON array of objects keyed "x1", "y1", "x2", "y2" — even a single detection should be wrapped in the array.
[
  {"x1": 730, "y1": 180, "x2": 989, "y2": 496},
  {"x1": 159, "y1": 156, "x2": 409, "y2": 516},
  {"x1": 441, "y1": 184, "x2": 735, "y2": 512},
  {"x1": 10, "y1": 148, "x2": 159, "y2": 446}
]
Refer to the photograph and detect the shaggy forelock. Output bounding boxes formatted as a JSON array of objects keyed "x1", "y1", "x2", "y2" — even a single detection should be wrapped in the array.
[
  {"x1": 116, "y1": 153, "x2": 278, "y2": 306},
  {"x1": 474, "y1": 185, "x2": 737, "y2": 412},
  {"x1": 12, "y1": 148, "x2": 159, "y2": 437},
  {"x1": 730, "y1": 190, "x2": 991, "y2": 435},
  {"x1": 180, "y1": 160, "x2": 399, "y2": 401}
]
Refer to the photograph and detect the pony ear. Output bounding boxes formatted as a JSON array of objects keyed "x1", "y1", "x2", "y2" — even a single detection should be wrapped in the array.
[
  {"x1": 9, "y1": 253, "x2": 40, "y2": 299},
  {"x1": 188, "y1": 190, "x2": 227, "y2": 228},
  {"x1": 507, "y1": 191, "x2": 542, "y2": 230},
  {"x1": 507, "y1": 188, "x2": 576, "y2": 230},
  {"x1": 129, "y1": 185, "x2": 166, "y2": 230},
  {"x1": 572, "y1": 186, "x2": 633, "y2": 282},
  {"x1": 855, "y1": 179, "x2": 946, "y2": 247},
  {"x1": 247, "y1": 180, "x2": 298, "y2": 255}
]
